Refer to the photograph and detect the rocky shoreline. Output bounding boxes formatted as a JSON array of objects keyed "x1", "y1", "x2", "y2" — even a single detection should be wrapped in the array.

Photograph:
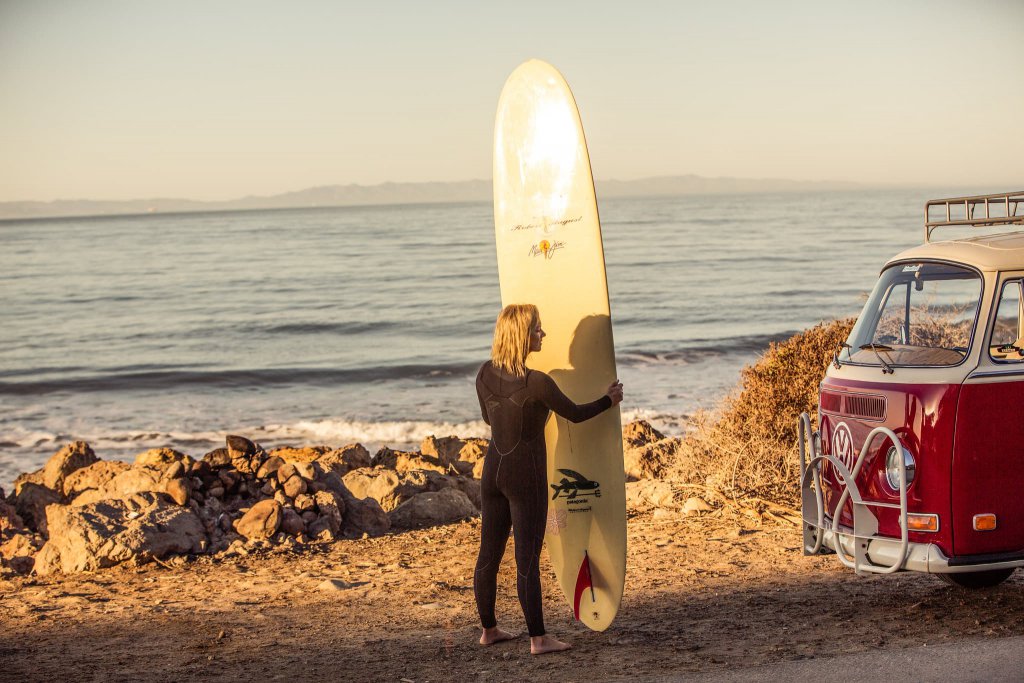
[{"x1": 0, "y1": 421, "x2": 681, "y2": 577}]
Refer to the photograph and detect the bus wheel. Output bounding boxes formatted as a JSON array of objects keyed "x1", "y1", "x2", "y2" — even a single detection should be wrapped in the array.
[{"x1": 939, "y1": 568, "x2": 1015, "y2": 588}]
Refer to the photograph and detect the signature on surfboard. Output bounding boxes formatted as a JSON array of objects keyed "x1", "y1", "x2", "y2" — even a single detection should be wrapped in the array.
[
  {"x1": 550, "y1": 469, "x2": 601, "y2": 500},
  {"x1": 529, "y1": 239, "x2": 565, "y2": 259}
]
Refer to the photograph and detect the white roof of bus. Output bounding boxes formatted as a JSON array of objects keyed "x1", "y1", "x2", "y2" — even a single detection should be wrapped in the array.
[{"x1": 887, "y1": 231, "x2": 1024, "y2": 272}]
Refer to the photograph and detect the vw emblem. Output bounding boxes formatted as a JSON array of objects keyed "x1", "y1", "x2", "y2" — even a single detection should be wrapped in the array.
[{"x1": 831, "y1": 422, "x2": 856, "y2": 485}]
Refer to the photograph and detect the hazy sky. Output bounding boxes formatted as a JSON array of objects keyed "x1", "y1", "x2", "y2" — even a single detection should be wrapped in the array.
[{"x1": 1, "y1": 0, "x2": 1021, "y2": 202}]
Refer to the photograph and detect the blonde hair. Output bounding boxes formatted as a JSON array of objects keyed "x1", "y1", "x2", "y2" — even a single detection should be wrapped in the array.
[{"x1": 490, "y1": 303, "x2": 539, "y2": 377}]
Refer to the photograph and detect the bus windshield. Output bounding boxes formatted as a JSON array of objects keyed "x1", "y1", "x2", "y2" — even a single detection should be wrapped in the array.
[{"x1": 840, "y1": 262, "x2": 982, "y2": 368}]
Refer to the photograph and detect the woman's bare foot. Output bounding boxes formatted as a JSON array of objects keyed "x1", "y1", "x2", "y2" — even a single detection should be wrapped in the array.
[
  {"x1": 479, "y1": 626, "x2": 516, "y2": 646},
  {"x1": 530, "y1": 634, "x2": 571, "y2": 655}
]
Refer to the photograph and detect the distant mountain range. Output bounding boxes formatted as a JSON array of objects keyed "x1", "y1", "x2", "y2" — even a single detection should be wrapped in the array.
[{"x1": 0, "y1": 175, "x2": 866, "y2": 220}]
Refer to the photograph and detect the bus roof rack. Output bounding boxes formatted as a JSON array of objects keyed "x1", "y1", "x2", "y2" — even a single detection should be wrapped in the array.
[{"x1": 925, "y1": 191, "x2": 1024, "y2": 242}]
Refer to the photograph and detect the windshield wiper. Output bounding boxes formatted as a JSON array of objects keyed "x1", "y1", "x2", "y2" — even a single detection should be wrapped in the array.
[{"x1": 860, "y1": 343, "x2": 895, "y2": 374}]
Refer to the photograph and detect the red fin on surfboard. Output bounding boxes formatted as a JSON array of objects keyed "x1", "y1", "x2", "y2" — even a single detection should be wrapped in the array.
[{"x1": 573, "y1": 552, "x2": 594, "y2": 620}]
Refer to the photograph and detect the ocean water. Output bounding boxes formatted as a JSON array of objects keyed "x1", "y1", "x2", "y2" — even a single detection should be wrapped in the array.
[{"x1": 0, "y1": 190, "x2": 939, "y2": 487}]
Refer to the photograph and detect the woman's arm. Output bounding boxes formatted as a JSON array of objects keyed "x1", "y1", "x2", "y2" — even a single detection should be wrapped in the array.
[
  {"x1": 475, "y1": 364, "x2": 491, "y2": 425},
  {"x1": 528, "y1": 371, "x2": 614, "y2": 423}
]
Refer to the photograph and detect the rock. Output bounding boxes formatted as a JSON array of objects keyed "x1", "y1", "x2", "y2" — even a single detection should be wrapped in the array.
[
  {"x1": 134, "y1": 447, "x2": 192, "y2": 468},
  {"x1": 316, "y1": 444, "x2": 371, "y2": 475},
  {"x1": 274, "y1": 491, "x2": 291, "y2": 507},
  {"x1": 420, "y1": 435, "x2": 465, "y2": 466},
  {"x1": 270, "y1": 446, "x2": 330, "y2": 464},
  {"x1": 62, "y1": 461, "x2": 131, "y2": 500},
  {"x1": 622, "y1": 420, "x2": 666, "y2": 448},
  {"x1": 255, "y1": 456, "x2": 285, "y2": 479},
  {"x1": 294, "y1": 462, "x2": 316, "y2": 480},
  {"x1": 624, "y1": 437, "x2": 681, "y2": 481},
  {"x1": 0, "y1": 533, "x2": 39, "y2": 574},
  {"x1": 282, "y1": 474, "x2": 307, "y2": 499},
  {"x1": 277, "y1": 463, "x2": 298, "y2": 484},
  {"x1": 626, "y1": 480, "x2": 676, "y2": 509},
  {"x1": 208, "y1": 485, "x2": 225, "y2": 499},
  {"x1": 0, "y1": 500, "x2": 26, "y2": 534},
  {"x1": 293, "y1": 493, "x2": 316, "y2": 513},
  {"x1": 280, "y1": 508, "x2": 305, "y2": 536},
  {"x1": 458, "y1": 439, "x2": 488, "y2": 479},
  {"x1": 300, "y1": 510, "x2": 318, "y2": 524},
  {"x1": 389, "y1": 488, "x2": 476, "y2": 529},
  {"x1": 165, "y1": 478, "x2": 190, "y2": 506},
  {"x1": 71, "y1": 465, "x2": 188, "y2": 507},
  {"x1": 374, "y1": 447, "x2": 446, "y2": 475},
  {"x1": 342, "y1": 468, "x2": 411, "y2": 512},
  {"x1": 226, "y1": 435, "x2": 256, "y2": 459},
  {"x1": 203, "y1": 448, "x2": 232, "y2": 469},
  {"x1": 42, "y1": 441, "x2": 98, "y2": 494},
  {"x1": 682, "y1": 497, "x2": 713, "y2": 516},
  {"x1": 342, "y1": 467, "x2": 481, "y2": 512},
  {"x1": 235, "y1": 500, "x2": 282, "y2": 540},
  {"x1": 12, "y1": 468, "x2": 45, "y2": 496},
  {"x1": 36, "y1": 493, "x2": 206, "y2": 574},
  {"x1": 340, "y1": 495, "x2": 389, "y2": 538},
  {"x1": 313, "y1": 491, "x2": 344, "y2": 534},
  {"x1": 13, "y1": 482, "x2": 61, "y2": 535}
]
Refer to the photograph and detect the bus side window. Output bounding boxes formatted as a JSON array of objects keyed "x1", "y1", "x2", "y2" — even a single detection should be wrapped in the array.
[{"x1": 990, "y1": 280, "x2": 1024, "y2": 362}]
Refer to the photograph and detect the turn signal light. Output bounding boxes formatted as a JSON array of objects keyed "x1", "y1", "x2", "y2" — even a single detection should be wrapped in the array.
[
  {"x1": 906, "y1": 513, "x2": 939, "y2": 532},
  {"x1": 973, "y1": 514, "x2": 997, "y2": 531}
]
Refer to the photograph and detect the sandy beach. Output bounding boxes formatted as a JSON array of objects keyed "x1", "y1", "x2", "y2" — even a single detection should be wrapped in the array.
[{"x1": 4, "y1": 505, "x2": 1023, "y2": 682}]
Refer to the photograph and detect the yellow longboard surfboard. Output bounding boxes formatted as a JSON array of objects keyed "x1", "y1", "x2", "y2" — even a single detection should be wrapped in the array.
[{"x1": 492, "y1": 59, "x2": 625, "y2": 631}]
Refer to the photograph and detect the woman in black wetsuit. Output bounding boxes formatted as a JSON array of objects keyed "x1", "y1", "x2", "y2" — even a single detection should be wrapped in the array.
[{"x1": 474, "y1": 303, "x2": 623, "y2": 655}]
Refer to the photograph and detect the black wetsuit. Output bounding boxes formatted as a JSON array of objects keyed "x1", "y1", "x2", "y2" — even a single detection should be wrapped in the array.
[{"x1": 473, "y1": 361, "x2": 612, "y2": 637}]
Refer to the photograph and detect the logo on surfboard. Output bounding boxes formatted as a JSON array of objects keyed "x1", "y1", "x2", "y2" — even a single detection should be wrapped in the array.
[
  {"x1": 529, "y1": 239, "x2": 565, "y2": 259},
  {"x1": 551, "y1": 468, "x2": 601, "y2": 500},
  {"x1": 511, "y1": 214, "x2": 583, "y2": 233}
]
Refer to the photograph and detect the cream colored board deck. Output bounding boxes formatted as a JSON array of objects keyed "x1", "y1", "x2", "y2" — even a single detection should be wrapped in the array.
[{"x1": 492, "y1": 59, "x2": 625, "y2": 632}]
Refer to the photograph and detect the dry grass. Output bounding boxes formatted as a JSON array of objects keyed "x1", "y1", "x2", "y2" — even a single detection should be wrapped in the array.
[{"x1": 668, "y1": 318, "x2": 855, "y2": 507}]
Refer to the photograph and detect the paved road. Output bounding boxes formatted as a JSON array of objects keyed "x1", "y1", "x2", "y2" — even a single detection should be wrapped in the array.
[{"x1": 655, "y1": 635, "x2": 1024, "y2": 682}]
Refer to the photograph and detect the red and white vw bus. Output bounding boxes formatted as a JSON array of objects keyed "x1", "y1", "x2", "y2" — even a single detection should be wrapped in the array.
[{"x1": 800, "y1": 191, "x2": 1024, "y2": 587}]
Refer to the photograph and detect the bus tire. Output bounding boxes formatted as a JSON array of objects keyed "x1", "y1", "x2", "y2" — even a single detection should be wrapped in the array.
[{"x1": 939, "y1": 568, "x2": 1015, "y2": 589}]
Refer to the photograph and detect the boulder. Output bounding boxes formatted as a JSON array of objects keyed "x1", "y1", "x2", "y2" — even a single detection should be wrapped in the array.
[
  {"x1": 35, "y1": 493, "x2": 206, "y2": 575},
  {"x1": 71, "y1": 465, "x2": 189, "y2": 507},
  {"x1": 622, "y1": 419, "x2": 666, "y2": 448},
  {"x1": 458, "y1": 439, "x2": 488, "y2": 479},
  {"x1": 226, "y1": 435, "x2": 256, "y2": 459},
  {"x1": 281, "y1": 474, "x2": 307, "y2": 499},
  {"x1": 0, "y1": 532, "x2": 40, "y2": 574},
  {"x1": 374, "y1": 447, "x2": 446, "y2": 475},
  {"x1": 62, "y1": 461, "x2": 131, "y2": 500},
  {"x1": 13, "y1": 483, "x2": 61, "y2": 535},
  {"x1": 343, "y1": 468, "x2": 415, "y2": 512},
  {"x1": 311, "y1": 491, "x2": 344, "y2": 540},
  {"x1": 255, "y1": 455, "x2": 285, "y2": 480},
  {"x1": 235, "y1": 500, "x2": 282, "y2": 540},
  {"x1": 335, "y1": 481, "x2": 389, "y2": 538},
  {"x1": 420, "y1": 436, "x2": 465, "y2": 466},
  {"x1": 270, "y1": 446, "x2": 330, "y2": 464},
  {"x1": 280, "y1": 508, "x2": 305, "y2": 536},
  {"x1": 203, "y1": 448, "x2": 232, "y2": 469},
  {"x1": 134, "y1": 447, "x2": 193, "y2": 469},
  {"x1": 343, "y1": 467, "x2": 481, "y2": 512},
  {"x1": 624, "y1": 437, "x2": 680, "y2": 481},
  {"x1": 42, "y1": 441, "x2": 98, "y2": 494},
  {"x1": 316, "y1": 443, "x2": 371, "y2": 475},
  {"x1": 389, "y1": 488, "x2": 477, "y2": 529},
  {"x1": 12, "y1": 469, "x2": 45, "y2": 496},
  {"x1": 0, "y1": 500, "x2": 26, "y2": 535}
]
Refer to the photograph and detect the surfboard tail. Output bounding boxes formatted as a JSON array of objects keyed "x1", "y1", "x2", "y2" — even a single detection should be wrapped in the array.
[{"x1": 573, "y1": 551, "x2": 594, "y2": 620}]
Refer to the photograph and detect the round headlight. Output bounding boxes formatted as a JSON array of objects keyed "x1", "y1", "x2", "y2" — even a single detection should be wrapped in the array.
[{"x1": 885, "y1": 446, "x2": 916, "y2": 490}]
